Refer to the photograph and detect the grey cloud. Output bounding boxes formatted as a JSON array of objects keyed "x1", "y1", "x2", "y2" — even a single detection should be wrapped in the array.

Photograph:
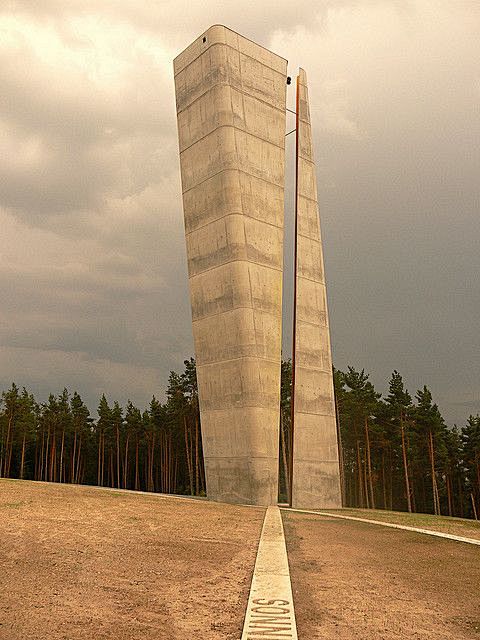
[
  {"x1": 0, "y1": 28, "x2": 175, "y2": 222},
  {"x1": 0, "y1": 345, "x2": 170, "y2": 412},
  {"x1": 0, "y1": 1, "x2": 478, "y2": 425},
  {"x1": 6, "y1": 0, "x2": 325, "y2": 41},
  {"x1": 4, "y1": 0, "x2": 415, "y2": 49}
]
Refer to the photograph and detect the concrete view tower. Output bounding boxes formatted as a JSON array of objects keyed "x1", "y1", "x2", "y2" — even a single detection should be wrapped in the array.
[
  {"x1": 290, "y1": 70, "x2": 342, "y2": 509},
  {"x1": 174, "y1": 25, "x2": 341, "y2": 508}
]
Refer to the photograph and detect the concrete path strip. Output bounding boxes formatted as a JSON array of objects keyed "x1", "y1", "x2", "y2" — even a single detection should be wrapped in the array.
[
  {"x1": 284, "y1": 508, "x2": 480, "y2": 546},
  {"x1": 241, "y1": 506, "x2": 298, "y2": 640}
]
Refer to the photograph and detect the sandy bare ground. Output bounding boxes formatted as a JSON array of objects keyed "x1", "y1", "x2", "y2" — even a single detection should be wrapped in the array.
[
  {"x1": 324, "y1": 508, "x2": 480, "y2": 541},
  {"x1": 0, "y1": 480, "x2": 264, "y2": 640},
  {"x1": 283, "y1": 511, "x2": 480, "y2": 640}
]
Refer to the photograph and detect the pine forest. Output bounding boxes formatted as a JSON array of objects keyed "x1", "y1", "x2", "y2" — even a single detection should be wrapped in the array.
[{"x1": 1, "y1": 358, "x2": 479, "y2": 520}]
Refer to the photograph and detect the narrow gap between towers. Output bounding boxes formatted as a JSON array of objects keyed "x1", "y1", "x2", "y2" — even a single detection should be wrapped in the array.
[{"x1": 278, "y1": 69, "x2": 298, "y2": 508}]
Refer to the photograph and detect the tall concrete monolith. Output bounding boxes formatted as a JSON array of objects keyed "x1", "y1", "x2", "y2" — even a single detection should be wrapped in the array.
[
  {"x1": 290, "y1": 69, "x2": 342, "y2": 508},
  {"x1": 174, "y1": 25, "x2": 287, "y2": 505}
]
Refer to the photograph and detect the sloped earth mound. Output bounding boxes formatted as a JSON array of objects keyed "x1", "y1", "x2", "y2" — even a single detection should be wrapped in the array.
[
  {"x1": 3, "y1": 480, "x2": 479, "y2": 640},
  {"x1": 0, "y1": 480, "x2": 264, "y2": 640},
  {"x1": 283, "y1": 510, "x2": 480, "y2": 640}
]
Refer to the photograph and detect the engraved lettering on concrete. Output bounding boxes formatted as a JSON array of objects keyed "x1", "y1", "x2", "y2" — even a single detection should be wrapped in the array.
[{"x1": 241, "y1": 507, "x2": 297, "y2": 640}]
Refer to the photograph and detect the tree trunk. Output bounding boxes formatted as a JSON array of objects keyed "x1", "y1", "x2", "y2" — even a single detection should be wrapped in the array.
[
  {"x1": 34, "y1": 438, "x2": 39, "y2": 480},
  {"x1": 334, "y1": 393, "x2": 345, "y2": 506},
  {"x1": 194, "y1": 414, "x2": 200, "y2": 495},
  {"x1": 183, "y1": 415, "x2": 193, "y2": 495},
  {"x1": 363, "y1": 452, "x2": 370, "y2": 509},
  {"x1": 446, "y1": 475, "x2": 453, "y2": 517},
  {"x1": 148, "y1": 434, "x2": 155, "y2": 492},
  {"x1": 364, "y1": 418, "x2": 375, "y2": 509},
  {"x1": 356, "y1": 440, "x2": 364, "y2": 508},
  {"x1": 71, "y1": 430, "x2": 77, "y2": 483},
  {"x1": 19, "y1": 434, "x2": 26, "y2": 479},
  {"x1": 411, "y1": 476, "x2": 417, "y2": 513},
  {"x1": 381, "y1": 450, "x2": 387, "y2": 510},
  {"x1": 174, "y1": 454, "x2": 178, "y2": 494},
  {"x1": 457, "y1": 476, "x2": 463, "y2": 518},
  {"x1": 101, "y1": 433, "x2": 105, "y2": 487},
  {"x1": 428, "y1": 430, "x2": 440, "y2": 515},
  {"x1": 123, "y1": 435, "x2": 129, "y2": 489},
  {"x1": 76, "y1": 434, "x2": 82, "y2": 484},
  {"x1": 170, "y1": 434, "x2": 175, "y2": 494},
  {"x1": 59, "y1": 429, "x2": 65, "y2": 484},
  {"x1": 49, "y1": 431, "x2": 56, "y2": 482},
  {"x1": 97, "y1": 431, "x2": 102, "y2": 486},
  {"x1": 3, "y1": 411, "x2": 14, "y2": 477},
  {"x1": 116, "y1": 425, "x2": 121, "y2": 489},
  {"x1": 400, "y1": 417, "x2": 412, "y2": 512},
  {"x1": 280, "y1": 413, "x2": 290, "y2": 505},
  {"x1": 110, "y1": 450, "x2": 113, "y2": 487},
  {"x1": 470, "y1": 492, "x2": 478, "y2": 520},
  {"x1": 135, "y1": 437, "x2": 139, "y2": 491},
  {"x1": 39, "y1": 431, "x2": 45, "y2": 481}
]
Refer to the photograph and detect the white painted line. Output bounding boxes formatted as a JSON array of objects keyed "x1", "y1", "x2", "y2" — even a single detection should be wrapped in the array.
[
  {"x1": 283, "y1": 508, "x2": 480, "y2": 546},
  {"x1": 241, "y1": 506, "x2": 298, "y2": 640}
]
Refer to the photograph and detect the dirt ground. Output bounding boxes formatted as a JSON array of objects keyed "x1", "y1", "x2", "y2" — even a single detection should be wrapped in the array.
[
  {"x1": 326, "y1": 508, "x2": 480, "y2": 540},
  {"x1": 283, "y1": 511, "x2": 480, "y2": 640},
  {"x1": 0, "y1": 480, "x2": 264, "y2": 640}
]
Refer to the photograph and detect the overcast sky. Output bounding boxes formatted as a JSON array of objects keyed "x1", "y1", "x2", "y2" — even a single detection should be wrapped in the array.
[{"x1": 0, "y1": 1, "x2": 478, "y2": 424}]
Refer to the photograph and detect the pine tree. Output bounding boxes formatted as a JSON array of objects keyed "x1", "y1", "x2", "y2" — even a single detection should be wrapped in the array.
[
  {"x1": 414, "y1": 387, "x2": 445, "y2": 515},
  {"x1": 385, "y1": 371, "x2": 413, "y2": 512},
  {"x1": 0, "y1": 383, "x2": 21, "y2": 477},
  {"x1": 124, "y1": 401, "x2": 142, "y2": 491},
  {"x1": 462, "y1": 415, "x2": 480, "y2": 519},
  {"x1": 96, "y1": 395, "x2": 112, "y2": 487},
  {"x1": 70, "y1": 392, "x2": 90, "y2": 484},
  {"x1": 343, "y1": 368, "x2": 381, "y2": 509}
]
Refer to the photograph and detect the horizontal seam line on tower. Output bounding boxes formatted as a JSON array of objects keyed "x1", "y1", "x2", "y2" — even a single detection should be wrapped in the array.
[
  {"x1": 298, "y1": 154, "x2": 315, "y2": 164},
  {"x1": 293, "y1": 364, "x2": 331, "y2": 373},
  {"x1": 200, "y1": 405, "x2": 279, "y2": 412},
  {"x1": 185, "y1": 212, "x2": 282, "y2": 236},
  {"x1": 295, "y1": 320, "x2": 329, "y2": 330},
  {"x1": 174, "y1": 41, "x2": 286, "y2": 79},
  {"x1": 189, "y1": 256, "x2": 281, "y2": 274},
  {"x1": 291, "y1": 460, "x2": 339, "y2": 464},
  {"x1": 179, "y1": 124, "x2": 285, "y2": 155},
  {"x1": 203, "y1": 455, "x2": 279, "y2": 460},
  {"x1": 296, "y1": 273, "x2": 325, "y2": 285},
  {"x1": 182, "y1": 167, "x2": 283, "y2": 195},
  {"x1": 193, "y1": 305, "x2": 280, "y2": 324},
  {"x1": 297, "y1": 232, "x2": 321, "y2": 243},
  {"x1": 176, "y1": 81, "x2": 287, "y2": 117},
  {"x1": 297, "y1": 193, "x2": 319, "y2": 205},
  {"x1": 189, "y1": 257, "x2": 282, "y2": 279},
  {"x1": 291, "y1": 410, "x2": 335, "y2": 417},
  {"x1": 197, "y1": 354, "x2": 280, "y2": 366}
]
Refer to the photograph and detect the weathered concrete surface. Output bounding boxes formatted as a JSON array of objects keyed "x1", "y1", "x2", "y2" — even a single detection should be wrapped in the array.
[
  {"x1": 241, "y1": 507, "x2": 298, "y2": 640},
  {"x1": 291, "y1": 69, "x2": 342, "y2": 509},
  {"x1": 174, "y1": 26, "x2": 287, "y2": 505}
]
